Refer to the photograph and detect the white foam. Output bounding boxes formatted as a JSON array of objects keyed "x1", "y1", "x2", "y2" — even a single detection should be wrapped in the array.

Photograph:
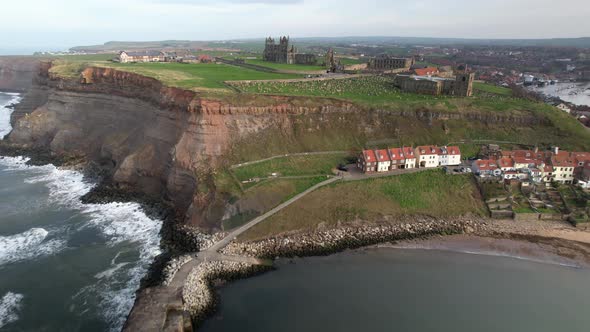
[
  {"x1": 0, "y1": 292, "x2": 24, "y2": 328},
  {"x1": 0, "y1": 228, "x2": 65, "y2": 266},
  {"x1": 0, "y1": 92, "x2": 21, "y2": 139},
  {"x1": 0, "y1": 155, "x2": 162, "y2": 331}
]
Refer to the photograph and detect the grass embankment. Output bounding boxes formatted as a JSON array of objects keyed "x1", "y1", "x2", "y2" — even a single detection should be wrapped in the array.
[
  {"x1": 219, "y1": 153, "x2": 350, "y2": 230},
  {"x1": 232, "y1": 153, "x2": 349, "y2": 182},
  {"x1": 239, "y1": 170, "x2": 487, "y2": 241},
  {"x1": 222, "y1": 176, "x2": 326, "y2": 230}
]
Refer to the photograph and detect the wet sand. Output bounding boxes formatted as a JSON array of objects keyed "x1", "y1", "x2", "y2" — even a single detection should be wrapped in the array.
[{"x1": 382, "y1": 219, "x2": 590, "y2": 268}]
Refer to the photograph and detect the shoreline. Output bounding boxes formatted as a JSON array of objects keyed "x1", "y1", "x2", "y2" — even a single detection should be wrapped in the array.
[{"x1": 180, "y1": 217, "x2": 590, "y2": 331}]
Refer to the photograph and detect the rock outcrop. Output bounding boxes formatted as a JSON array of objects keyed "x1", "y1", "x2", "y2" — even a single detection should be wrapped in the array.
[{"x1": 0, "y1": 57, "x2": 40, "y2": 92}]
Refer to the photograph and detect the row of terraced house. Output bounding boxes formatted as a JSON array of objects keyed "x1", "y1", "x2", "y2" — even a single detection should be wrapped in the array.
[
  {"x1": 472, "y1": 147, "x2": 590, "y2": 189},
  {"x1": 358, "y1": 145, "x2": 461, "y2": 173}
]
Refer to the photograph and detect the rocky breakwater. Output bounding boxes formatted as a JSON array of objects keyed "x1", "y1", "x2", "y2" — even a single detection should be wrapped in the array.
[
  {"x1": 223, "y1": 217, "x2": 484, "y2": 259},
  {"x1": 182, "y1": 260, "x2": 272, "y2": 328}
]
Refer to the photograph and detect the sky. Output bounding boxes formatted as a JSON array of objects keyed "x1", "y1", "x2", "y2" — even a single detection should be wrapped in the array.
[{"x1": 1, "y1": 0, "x2": 589, "y2": 53}]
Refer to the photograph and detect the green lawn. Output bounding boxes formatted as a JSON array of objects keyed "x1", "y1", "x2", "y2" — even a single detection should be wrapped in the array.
[
  {"x1": 102, "y1": 62, "x2": 302, "y2": 90},
  {"x1": 50, "y1": 59, "x2": 303, "y2": 91},
  {"x1": 244, "y1": 59, "x2": 326, "y2": 72},
  {"x1": 232, "y1": 153, "x2": 350, "y2": 182},
  {"x1": 239, "y1": 170, "x2": 486, "y2": 241},
  {"x1": 473, "y1": 82, "x2": 512, "y2": 96}
]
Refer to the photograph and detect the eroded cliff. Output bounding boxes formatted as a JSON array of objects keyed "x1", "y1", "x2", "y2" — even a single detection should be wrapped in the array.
[
  {"x1": 0, "y1": 57, "x2": 40, "y2": 92},
  {"x1": 5, "y1": 63, "x2": 574, "y2": 231}
]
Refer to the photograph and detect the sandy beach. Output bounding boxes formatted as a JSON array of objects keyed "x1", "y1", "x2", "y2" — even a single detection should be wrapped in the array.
[{"x1": 383, "y1": 218, "x2": 590, "y2": 268}]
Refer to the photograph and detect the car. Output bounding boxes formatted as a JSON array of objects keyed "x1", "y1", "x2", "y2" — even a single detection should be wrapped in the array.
[
  {"x1": 337, "y1": 164, "x2": 348, "y2": 172},
  {"x1": 453, "y1": 168, "x2": 461, "y2": 173}
]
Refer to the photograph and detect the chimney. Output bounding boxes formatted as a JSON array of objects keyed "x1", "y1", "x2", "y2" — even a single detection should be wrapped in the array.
[
  {"x1": 553, "y1": 146, "x2": 559, "y2": 155},
  {"x1": 534, "y1": 146, "x2": 539, "y2": 153}
]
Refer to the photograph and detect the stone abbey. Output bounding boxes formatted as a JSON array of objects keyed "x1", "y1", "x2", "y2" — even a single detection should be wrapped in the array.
[{"x1": 263, "y1": 36, "x2": 317, "y2": 65}]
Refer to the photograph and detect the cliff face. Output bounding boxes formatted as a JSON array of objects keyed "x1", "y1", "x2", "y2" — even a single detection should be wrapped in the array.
[
  {"x1": 0, "y1": 57, "x2": 39, "y2": 92},
  {"x1": 6, "y1": 65, "x2": 548, "y2": 231}
]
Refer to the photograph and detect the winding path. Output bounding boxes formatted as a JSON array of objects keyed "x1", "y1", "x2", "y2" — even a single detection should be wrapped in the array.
[
  {"x1": 124, "y1": 175, "x2": 341, "y2": 331},
  {"x1": 125, "y1": 166, "x2": 436, "y2": 331}
]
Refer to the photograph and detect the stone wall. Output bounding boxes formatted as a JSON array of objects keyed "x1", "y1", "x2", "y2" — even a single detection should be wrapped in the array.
[{"x1": 223, "y1": 217, "x2": 482, "y2": 259}]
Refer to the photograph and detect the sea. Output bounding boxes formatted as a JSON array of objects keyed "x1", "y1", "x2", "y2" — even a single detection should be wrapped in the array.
[
  {"x1": 0, "y1": 91, "x2": 162, "y2": 331},
  {"x1": 201, "y1": 248, "x2": 590, "y2": 332},
  {"x1": 532, "y1": 81, "x2": 590, "y2": 106}
]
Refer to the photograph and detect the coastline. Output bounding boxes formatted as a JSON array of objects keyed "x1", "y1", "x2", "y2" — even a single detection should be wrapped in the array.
[{"x1": 170, "y1": 216, "x2": 590, "y2": 331}]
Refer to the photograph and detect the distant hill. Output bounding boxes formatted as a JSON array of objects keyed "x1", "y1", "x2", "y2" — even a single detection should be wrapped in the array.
[{"x1": 71, "y1": 36, "x2": 590, "y2": 52}]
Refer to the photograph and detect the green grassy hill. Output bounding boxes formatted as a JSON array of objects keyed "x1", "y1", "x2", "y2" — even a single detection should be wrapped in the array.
[{"x1": 239, "y1": 170, "x2": 486, "y2": 241}]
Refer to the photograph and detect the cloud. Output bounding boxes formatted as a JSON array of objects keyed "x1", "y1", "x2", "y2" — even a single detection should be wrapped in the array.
[{"x1": 149, "y1": 0, "x2": 302, "y2": 4}]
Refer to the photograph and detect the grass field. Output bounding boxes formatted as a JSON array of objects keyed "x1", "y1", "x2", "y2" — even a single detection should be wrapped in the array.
[
  {"x1": 230, "y1": 75, "x2": 556, "y2": 114},
  {"x1": 244, "y1": 59, "x2": 325, "y2": 72},
  {"x1": 473, "y1": 82, "x2": 512, "y2": 96},
  {"x1": 49, "y1": 59, "x2": 303, "y2": 91},
  {"x1": 239, "y1": 170, "x2": 486, "y2": 241},
  {"x1": 232, "y1": 153, "x2": 350, "y2": 182}
]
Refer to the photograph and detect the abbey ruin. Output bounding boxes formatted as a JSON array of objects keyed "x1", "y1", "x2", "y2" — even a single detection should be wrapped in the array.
[{"x1": 263, "y1": 36, "x2": 317, "y2": 65}]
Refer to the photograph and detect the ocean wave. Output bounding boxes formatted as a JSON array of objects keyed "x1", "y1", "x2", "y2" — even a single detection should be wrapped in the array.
[
  {"x1": 0, "y1": 228, "x2": 65, "y2": 266},
  {"x1": 0, "y1": 155, "x2": 162, "y2": 331},
  {"x1": 0, "y1": 92, "x2": 21, "y2": 139},
  {"x1": 0, "y1": 292, "x2": 24, "y2": 328}
]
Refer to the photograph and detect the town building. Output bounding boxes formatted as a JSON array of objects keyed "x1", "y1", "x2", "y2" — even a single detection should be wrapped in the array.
[
  {"x1": 413, "y1": 67, "x2": 439, "y2": 76},
  {"x1": 358, "y1": 150, "x2": 377, "y2": 173},
  {"x1": 368, "y1": 55, "x2": 414, "y2": 71},
  {"x1": 497, "y1": 157, "x2": 515, "y2": 172},
  {"x1": 116, "y1": 51, "x2": 166, "y2": 63},
  {"x1": 556, "y1": 103, "x2": 571, "y2": 114},
  {"x1": 437, "y1": 146, "x2": 461, "y2": 166},
  {"x1": 471, "y1": 159, "x2": 501, "y2": 177},
  {"x1": 263, "y1": 36, "x2": 317, "y2": 65},
  {"x1": 375, "y1": 149, "x2": 391, "y2": 172},
  {"x1": 403, "y1": 147, "x2": 417, "y2": 169},
  {"x1": 415, "y1": 145, "x2": 439, "y2": 168},
  {"x1": 393, "y1": 72, "x2": 475, "y2": 97},
  {"x1": 388, "y1": 147, "x2": 406, "y2": 170}
]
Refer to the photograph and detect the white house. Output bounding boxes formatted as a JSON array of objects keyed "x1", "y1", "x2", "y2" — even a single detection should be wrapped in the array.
[
  {"x1": 556, "y1": 103, "x2": 571, "y2": 114},
  {"x1": 375, "y1": 149, "x2": 391, "y2": 172},
  {"x1": 551, "y1": 156, "x2": 575, "y2": 184},
  {"x1": 472, "y1": 159, "x2": 501, "y2": 177},
  {"x1": 437, "y1": 146, "x2": 461, "y2": 166},
  {"x1": 402, "y1": 147, "x2": 416, "y2": 169},
  {"x1": 415, "y1": 145, "x2": 439, "y2": 168},
  {"x1": 117, "y1": 50, "x2": 166, "y2": 63}
]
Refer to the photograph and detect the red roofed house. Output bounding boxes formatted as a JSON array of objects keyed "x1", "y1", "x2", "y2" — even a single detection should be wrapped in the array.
[
  {"x1": 437, "y1": 146, "x2": 461, "y2": 166},
  {"x1": 471, "y1": 159, "x2": 501, "y2": 177},
  {"x1": 402, "y1": 147, "x2": 416, "y2": 169},
  {"x1": 413, "y1": 67, "x2": 439, "y2": 76},
  {"x1": 374, "y1": 149, "x2": 391, "y2": 172},
  {"x1": 497, "y1": 157, "x2": 515, "y2": 172},
  {"x1": 358, "y1": 150, "x2": 377, "y2": 173},
  {"x1": 198, "y1": 54, "x2": 213, "y2": 63},
  {"x1": 415, "y1": 145, "x2": 439, "y2": 168},
  {"x1": 388, "y1": 148, "x2": 405, "y2": 170}
]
